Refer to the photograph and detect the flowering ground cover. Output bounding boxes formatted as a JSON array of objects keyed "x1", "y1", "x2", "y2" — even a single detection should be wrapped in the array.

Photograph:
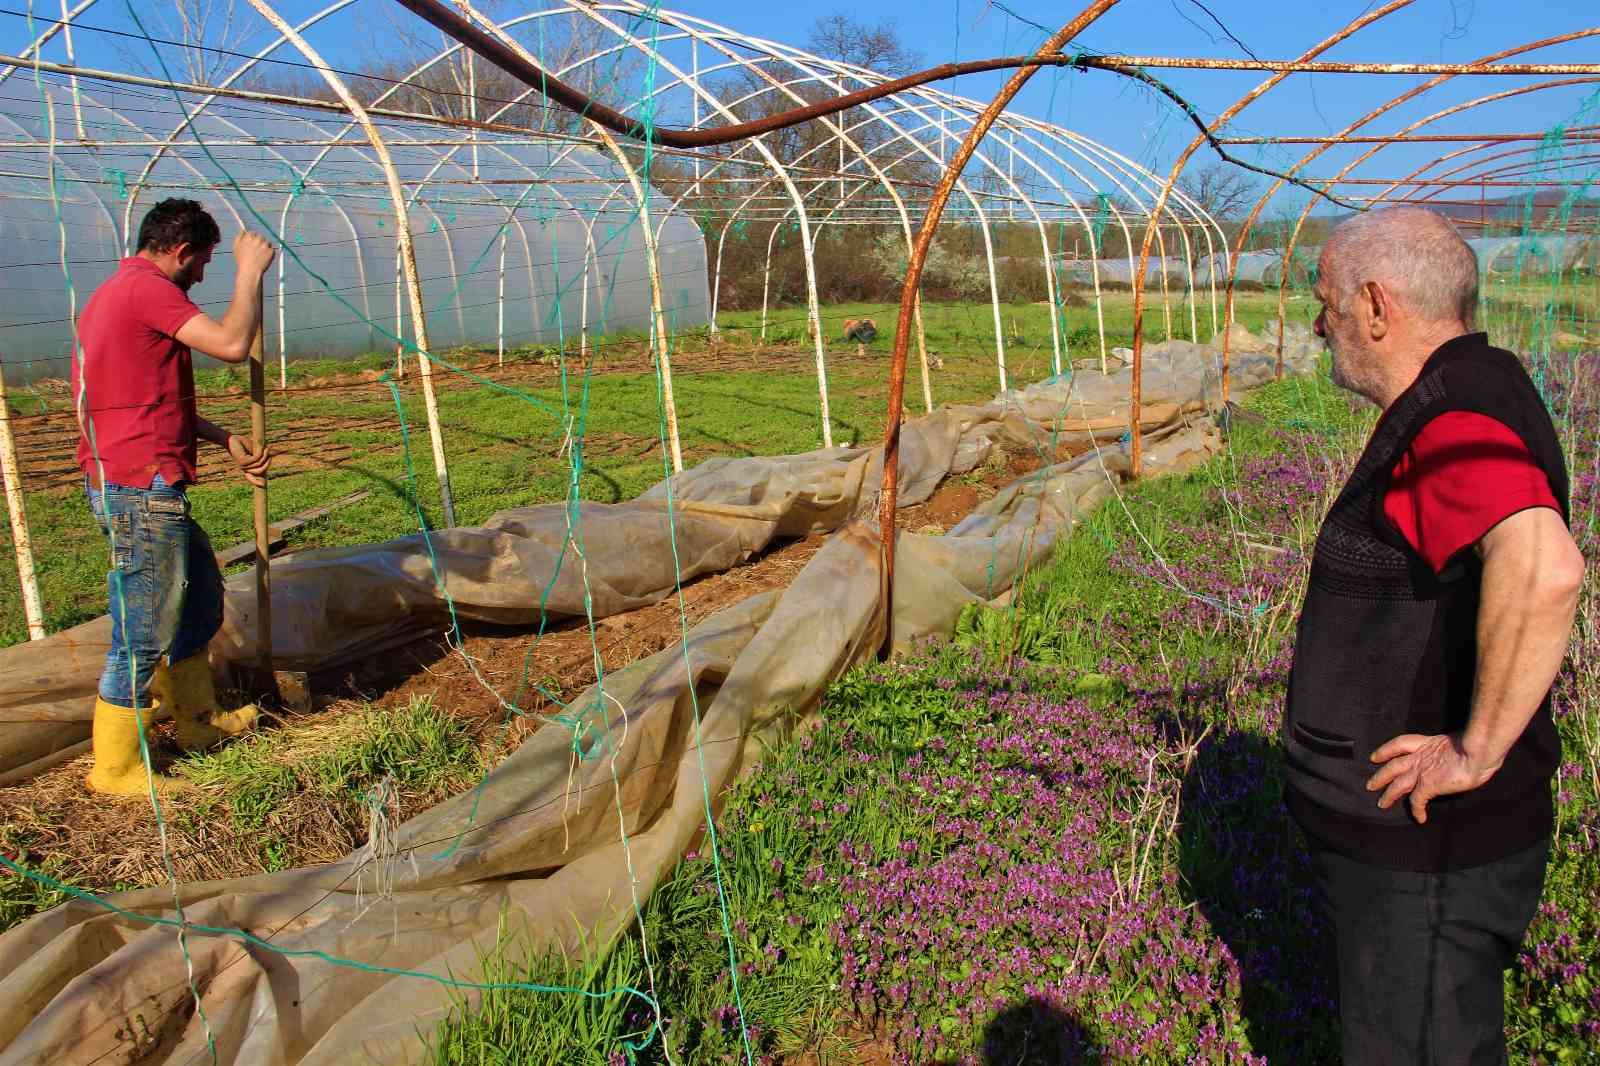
[{"x1": 431, "y1": 356, "x2": 1599, "y2": 1064}]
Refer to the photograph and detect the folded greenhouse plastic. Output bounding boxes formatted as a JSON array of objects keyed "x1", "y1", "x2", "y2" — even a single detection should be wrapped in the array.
[{"x1": 0, "y1": 329, "x2": 1322, "y2": 1065}]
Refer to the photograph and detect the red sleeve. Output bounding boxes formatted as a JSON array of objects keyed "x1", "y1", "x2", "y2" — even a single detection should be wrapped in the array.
[
  {"x1": 133, "y1": 269, "x2": 203, "y2": 338},
  {"x1": 1383, "y1": 411, "x2": 1561, "y2": 573}
]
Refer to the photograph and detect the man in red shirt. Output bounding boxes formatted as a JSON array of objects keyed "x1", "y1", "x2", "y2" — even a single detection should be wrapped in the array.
[
  {"x1": 1285, "y1": 205, "x2": 1585, "y2": 1063},
  {"x1": 74, "y1": 198, "x2": 278, "y2": 796}
]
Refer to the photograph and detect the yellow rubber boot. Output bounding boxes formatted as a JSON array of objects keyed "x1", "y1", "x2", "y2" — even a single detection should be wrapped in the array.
[
  {"x1": 84, "y1": 697, "x2": 189, "y2": 797},
  {"x1": 162, "y1": 653, "x2": 258, "y2": 751}
]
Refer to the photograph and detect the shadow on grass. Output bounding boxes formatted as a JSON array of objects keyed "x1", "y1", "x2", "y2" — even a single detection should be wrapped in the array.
[
  {"x1": 938, "y1": 996, "x2": 1100, "y2": 1064},
  {"x1": 1178, "y1": 729, "x2": 1340, "y2": 1063}
]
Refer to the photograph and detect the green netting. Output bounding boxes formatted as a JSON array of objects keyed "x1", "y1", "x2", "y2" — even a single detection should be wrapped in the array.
[{"x1": 0, "y1": 2, "x2": 1596, "y2": 1064}]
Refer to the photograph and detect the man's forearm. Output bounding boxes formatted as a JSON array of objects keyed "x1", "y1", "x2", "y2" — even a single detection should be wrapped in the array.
[
  {"x1": 1462, "y1": 512, "x2": 1584, "y2": 774},
  {"x1": 196, "y1": 418, "x2": 232, "y2": 448},
  {"x1": 216, "y1": 271, "x2": 265, "y2": 354}
]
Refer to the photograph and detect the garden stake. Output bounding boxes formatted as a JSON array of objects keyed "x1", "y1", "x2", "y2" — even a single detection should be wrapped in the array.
[
  {"x1": 251, "y1": 287, "x2": 272, "y2": 687},
  {"x1": 0, "y1": 354, "x2": 44, "y2": 640},
  {"x1": 248, "y1": 290, "x2": 311, "y2": 712}
]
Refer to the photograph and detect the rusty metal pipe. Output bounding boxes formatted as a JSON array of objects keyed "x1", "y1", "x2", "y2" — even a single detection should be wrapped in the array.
[
  {"x1": 389, "y1": 0, "x2": 1346, "y2": 207},
  {"x1": 1220, "y1": 129, "x2": 1600, "y2": 145},
  {"x1": 873, "y1": 0, "x2": 1120, "y2": 657},
  {"x1": 1077, "y1": 55, "x2": 1600, "y2": 75}
]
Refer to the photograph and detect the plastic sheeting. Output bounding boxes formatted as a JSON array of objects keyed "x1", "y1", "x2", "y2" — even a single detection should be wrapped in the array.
[
  {"x1": 0, "y1": 329, "x2": 1324, "y2": 1065},
  {"x1": 0, "y1": 83, "x2": 708, "y2": 384},
  {"x1": 1468, "y1": 234, "x2": 1595, "y2": 275},
  {"x1": 1192, "y1": 248, "x2": 1319, "y2": 287},
  {"x1": 1057, "y1": 256, "x2": 1187, "y2": 286}
]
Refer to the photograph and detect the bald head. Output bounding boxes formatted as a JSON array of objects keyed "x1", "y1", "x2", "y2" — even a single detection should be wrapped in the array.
[{"x1": 1321, "y1": 206, "x2": 1479, "y2": 328}]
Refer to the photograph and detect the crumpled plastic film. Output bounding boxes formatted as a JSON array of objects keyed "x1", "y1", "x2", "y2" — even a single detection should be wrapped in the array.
[{"x1": 0, "y1": 333, "x2": 1321, "y2": 1065}]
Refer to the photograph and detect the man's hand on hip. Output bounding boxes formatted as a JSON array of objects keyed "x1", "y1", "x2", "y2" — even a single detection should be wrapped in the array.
[
  {"x1": 1367, "y1": 732, "x2": 1499, "y2": 824},
  {"x1": 227, "y1": 434, "x2": 273, "y2": 488}
]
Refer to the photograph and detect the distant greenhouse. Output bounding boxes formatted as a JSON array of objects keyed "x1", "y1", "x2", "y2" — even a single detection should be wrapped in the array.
[
  {"x1": 1467, "y1": 234, "x2": 1595, "y2": 275},
  {"x1": 1057, "y1": 256, "x2": 1189, "y2": 286},
  {"x1": 0, "y1": 82, "x2": 708, "y2": 384},
  {"x1": 1181, "y1": 234, "x2": 1597, "y2": 292},
  {"x1": 1191, "y1": 248, "x2": 1319, "y2": 288}
]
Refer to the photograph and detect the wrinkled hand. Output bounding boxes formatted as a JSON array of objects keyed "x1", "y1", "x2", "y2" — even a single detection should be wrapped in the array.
[
  {"x1": 227, "y1": 434, "x2": 273, "y2": 488},
  {"x1": 233, "y1": 230, "x2": 277, "y2": 277},
  {"x1": 1366, "y1": 733, "x2": 1498, "y2": 824}
]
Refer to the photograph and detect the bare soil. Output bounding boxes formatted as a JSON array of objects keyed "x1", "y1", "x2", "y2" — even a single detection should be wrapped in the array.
[
  {"x1": 0, "y1": 439, "x2": 1044, "y2": 897},
  {"x1": 11, "y1": 342, "x2": 874, "y2": 493}
]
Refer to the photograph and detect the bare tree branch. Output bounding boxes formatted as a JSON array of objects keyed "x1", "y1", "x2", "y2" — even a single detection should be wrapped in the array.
[{"x1": 1178, "y1": 161, "x2": 1259, "y2": 220}]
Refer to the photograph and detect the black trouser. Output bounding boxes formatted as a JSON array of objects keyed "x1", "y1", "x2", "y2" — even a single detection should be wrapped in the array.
[{"x1": 1309, "y1": 838, "x2": 1548, "y2": 1066}]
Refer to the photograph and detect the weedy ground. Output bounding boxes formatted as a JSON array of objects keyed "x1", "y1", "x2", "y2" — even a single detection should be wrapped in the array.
[
  {"x1": 425, "y1": 358, "x2": 1599, "y2": 1065},
  {"x1": 2, "y1": 290, "x2": 1593, "y2": 1063},
  {"x1": 0, "y1": 696, "x2": 483, "y2": 924}
]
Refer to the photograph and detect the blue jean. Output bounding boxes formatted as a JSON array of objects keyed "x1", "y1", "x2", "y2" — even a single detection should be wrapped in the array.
[{"x1": 87, "y1": 475, "x2": 224, "y2": 708}]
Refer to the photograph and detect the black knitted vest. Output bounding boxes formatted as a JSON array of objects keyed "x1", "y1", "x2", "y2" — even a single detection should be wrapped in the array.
[{"x1": 1284, "y1": 333, "x2": 1569, "y2": 871}]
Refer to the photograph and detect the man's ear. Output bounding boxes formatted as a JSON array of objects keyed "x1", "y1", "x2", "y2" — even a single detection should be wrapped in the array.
[
  {"x1": 1363, "y1": 280, "x2": 1390, "y2": 341},
  {"x1": 169, "y1": 241, "x2": 194, "y2": 264}
]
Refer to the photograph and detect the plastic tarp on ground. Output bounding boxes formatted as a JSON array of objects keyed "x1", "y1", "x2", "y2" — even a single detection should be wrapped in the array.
[{"x1": 0, "y1": 328, "x2": 1324, "y2": 1065}]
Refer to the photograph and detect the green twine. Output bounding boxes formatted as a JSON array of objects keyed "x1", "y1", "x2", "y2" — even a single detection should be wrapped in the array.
[{"x1": 0, "y1": 853, "x2": 661, "y2": 1053}]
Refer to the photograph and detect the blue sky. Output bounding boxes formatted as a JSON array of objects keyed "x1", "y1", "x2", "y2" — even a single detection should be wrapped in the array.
[
  {"x1": 7, "y1": 0, "x2": 1597, "y2": 215},
  {"x1": 706, "y1": 0, "x2": 1600, "y2": 212}
]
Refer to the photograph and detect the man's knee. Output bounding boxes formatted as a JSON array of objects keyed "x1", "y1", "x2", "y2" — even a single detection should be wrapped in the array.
[{"x1": 175, "y1": 520, "x2": 226, "y2": 654}]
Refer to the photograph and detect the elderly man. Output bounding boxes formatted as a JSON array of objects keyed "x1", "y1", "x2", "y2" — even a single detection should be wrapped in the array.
[
  {"x1": 73, "y1": 198, "x2": 278, "y2": 796},
  {"x1": 1286, "y1": 206, "x2": 1585, "y2": 1063}
]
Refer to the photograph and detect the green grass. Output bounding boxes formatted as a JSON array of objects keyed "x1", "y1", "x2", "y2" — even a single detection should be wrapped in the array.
[
  {"x1": 421, "y1": 360, "x2": 1599, "y2": 1063},
  {"x1": 428, "y1": 929, "x2": 655, "y2": 1066},
  {"x1": 0, "y1": 695, "x2": 485, "y2": 935},
  {"x1": 0, "y1": 281, "x2": 1565, "y2": 653},
  {"x1": 176, "y1": 695, "x2": 483, "y2": 836},
  {"x1": 715, "y1": 290, "x2": 1303, "y2": 359},
  {"x1": 0, "y1": 851, "x2": 122, "y2": 932},
  {"x1": 0, "y1": 333, "x2": 1005, "y2": 647}
]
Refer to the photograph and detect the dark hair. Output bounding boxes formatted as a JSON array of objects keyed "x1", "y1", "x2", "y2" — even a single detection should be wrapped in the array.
[{"x1": 136, "y1": 198, "x2": 221, "y2": 254}]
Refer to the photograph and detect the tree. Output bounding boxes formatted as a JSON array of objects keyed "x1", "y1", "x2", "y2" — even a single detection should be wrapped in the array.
[
  {"x1": 119, "y1": 0, "x2": 260, "y2": 86},
  {"x1": 1177, "y1": 162, "x2": 1259, "y2": 221},
  {"x1": 806, "y1": 15, "x2": 923, "y2": 78}
]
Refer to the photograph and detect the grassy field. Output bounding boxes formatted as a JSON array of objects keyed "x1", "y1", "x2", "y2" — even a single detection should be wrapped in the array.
[
  {"x1": 0, "y1": 292, "x2": 1297, "y2": 648},
  {"x1": 714, "y1": 290, "x2": 1310, "y2": 358},
  {"x1": 421, "y1": 360, "x2": 1600, "y2": 1064}
]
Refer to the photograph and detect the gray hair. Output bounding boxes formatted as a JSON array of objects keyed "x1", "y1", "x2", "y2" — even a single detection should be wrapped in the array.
[{"x1": 1323, "y1": 206, "x2": 1479, "y2": 328}]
